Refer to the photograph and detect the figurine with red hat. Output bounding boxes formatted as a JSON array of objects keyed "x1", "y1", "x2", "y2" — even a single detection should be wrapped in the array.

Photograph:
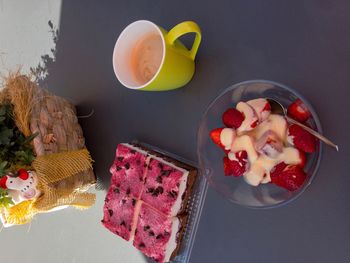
[{"x1": 0, "y1": 169, "x2": 41, "y2": 204}]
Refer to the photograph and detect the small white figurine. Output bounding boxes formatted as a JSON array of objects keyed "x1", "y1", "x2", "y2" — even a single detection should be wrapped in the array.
[{"x1": 0, "y1": 169, "x2": 41, "y2": 203}]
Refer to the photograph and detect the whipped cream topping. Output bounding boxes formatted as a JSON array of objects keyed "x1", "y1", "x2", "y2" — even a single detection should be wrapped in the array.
[
  {"x1": 230, "y1": 135, "x2": 258, "y2": 164},
  {"x1": 250, "y1": 114, "x2": 287, "y2": 142},
  {"x1": 247, "y1": 98, "x2": 270, "y2": 122},
  {"x1": 255, "y1": 130, "x2": 287, "y2": 164},
  {"x1": 220, "y1": 128, "x2": 235, "y2": 150},
  {"x1": 222, "y1": 99, "x2": 302, "y2": 187},
  {"x1": 243, "y1": 146, "x2": 300, "y2": 186},
  {"x1": 236, "y1": 102, "x2": 258, "y2": 133}
]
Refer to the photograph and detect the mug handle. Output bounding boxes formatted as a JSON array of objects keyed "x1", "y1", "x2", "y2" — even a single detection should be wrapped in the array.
[{"x1": 166, "y1": 21, "x2": 202, "y2": 60}]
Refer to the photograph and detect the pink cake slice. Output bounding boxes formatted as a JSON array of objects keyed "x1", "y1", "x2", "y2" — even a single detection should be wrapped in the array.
[
  {"x1": 110, "y1": 143, "x2": 148, "y2": 198},
  {"x1": 133, "y1": 203, "x2": 181, "y2": 263},
  {"x1": 102, "y1": 184, "x2": 139, "y2": 241},
  {"x1": 141, "y1": 157, "x2": 189, "y2": 216},
  {"x1": 103, "y1": 143, "x2": 198, "y2": 262}
]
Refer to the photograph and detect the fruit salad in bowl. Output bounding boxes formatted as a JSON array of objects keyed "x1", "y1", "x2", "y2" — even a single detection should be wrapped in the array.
[{"x1": 197, "y1": 80, "x2": 322, "y2": 208}]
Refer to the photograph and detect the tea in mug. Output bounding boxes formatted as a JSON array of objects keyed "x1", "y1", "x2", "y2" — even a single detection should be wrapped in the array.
[{"x1": 131, "y1": 33, "x2": 163, "y2": 85}]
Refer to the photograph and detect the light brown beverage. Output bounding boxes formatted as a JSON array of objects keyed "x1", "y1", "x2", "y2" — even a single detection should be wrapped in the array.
[{"x1": 131, "y1": 33, "x2": 163, "y2": 85}]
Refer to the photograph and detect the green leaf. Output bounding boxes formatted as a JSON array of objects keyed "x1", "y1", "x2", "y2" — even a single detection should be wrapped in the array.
[
  {"x1": 0, "y1": 103, "x2": 35, "y2": 173},
  {"x1": 0, "y1": 106, "x2": 6, "y2": 116},
  {"x1": 0, "y1": 161, "x2": 7, "y2": 169},
  {"x1": 23, "y1": 132, "x2": 38, "y2": 145},
  {"x1": 14, "y1": 150, "x2": 35, "y2": 165},
  {"x1": 0, "y1": 162, "x2": 8, "y2": 176},
  {"x1": 0, "y1": 126, "x2": 13, "y2": 145}
]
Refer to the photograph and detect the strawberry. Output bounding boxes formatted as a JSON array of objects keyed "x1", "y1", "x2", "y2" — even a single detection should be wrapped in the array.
[
  {"x1": 287, "y1": 99, "x2": 311, "y2": 122},
  {"x1": 263, "y1": 102, "x2": 271, "y2": 112},
  {"x1": 288, "y1": 124, "x2": 316, "y2": 153},
  {"x1": 235, "y1": 150, "x2": 248, "y2": 162},
  {"x1": 270, "y1": 163, "x2": 306, "y2": 191},
  {"x1": 298, "y1": 150, "x2": 306, "y2": 169},
  {"x1": 210, "y1": 128, "x2": 230, "y2": 153},
  {"x1": 250, "y1": 120, "x2": 259, "y2": 128},
  {"x1": 222, "y1": 108, "x2": 244, "y2": 128},
  {"x1": 236, "y1": 102, "x2": 260, "y2": 132},
  {"x1": 271, "y1": 162, "x2": 287, "y2": 175},
  {"x1": 223, "y1": 156, "x2": 247, "y2": 177},
  {"x1": 210, "y1": 128, "x2": 224, "y2": 148}
]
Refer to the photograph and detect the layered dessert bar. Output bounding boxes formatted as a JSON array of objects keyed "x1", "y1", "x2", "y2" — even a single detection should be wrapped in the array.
[
  {"x1": 109, "y1": 143, "x2": 148, "y2": 199},
  {"x1": 133, "y1": 203, "x2": 183, "y2": 262},
  {"x1": 102, "y1": 184, "x2": 139, "y2": 241},
  {"x1": 102, "y1": 143, "x2": 197, "y2": 262},
  {"x1": 141, "y1": 156, "x2": 192, "y2": 217}
]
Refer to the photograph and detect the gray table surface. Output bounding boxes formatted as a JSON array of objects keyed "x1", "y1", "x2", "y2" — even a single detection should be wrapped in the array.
[{"x1": 3, "y1": 0, "x2": 350, "y2": 262}]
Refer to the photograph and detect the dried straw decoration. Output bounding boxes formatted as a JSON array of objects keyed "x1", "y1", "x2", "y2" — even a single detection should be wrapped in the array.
[
  {"x1": 0, "y1": 72, "x2": 34, "y2": 137},
  {"x1": 0, "y1": 72, "x2": 96, "y2": 226}
]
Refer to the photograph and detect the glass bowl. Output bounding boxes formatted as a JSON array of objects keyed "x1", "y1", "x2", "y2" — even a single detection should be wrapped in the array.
[{"x1": 197, "y1": 80, "x2": 323, "y2": 208}]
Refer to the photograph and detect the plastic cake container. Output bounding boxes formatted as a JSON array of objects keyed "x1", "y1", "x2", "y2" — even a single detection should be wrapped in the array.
[{"x1": 137, "y1": 142, "x2": 208, "y2": 263}]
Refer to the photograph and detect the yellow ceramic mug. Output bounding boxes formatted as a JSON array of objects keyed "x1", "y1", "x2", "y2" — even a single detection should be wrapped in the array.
[{"x1": 113, "y1": 20, "x2": 201, "y2": 91}]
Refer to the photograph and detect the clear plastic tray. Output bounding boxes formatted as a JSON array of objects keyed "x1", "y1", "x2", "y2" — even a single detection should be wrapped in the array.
[{"x1": 137, "y1": 142, "x2": 208, "y2": 263}]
